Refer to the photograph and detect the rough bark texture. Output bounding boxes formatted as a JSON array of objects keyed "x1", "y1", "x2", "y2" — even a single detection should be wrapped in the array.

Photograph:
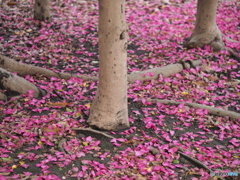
[
  {"x1": 87, "y1": 0, "x2": 129, "y2": 131},
  {"x1": 186, "y1": 0, "x2": 224, "y2": 51},
  {"x1": 34, "y1": 0, "x2": 51, "y2": 21}
]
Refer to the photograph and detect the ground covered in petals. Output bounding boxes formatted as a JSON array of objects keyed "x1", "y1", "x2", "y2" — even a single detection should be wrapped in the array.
[{"x1": 0, "y1": 0, "x2": 240, "y2": 179}]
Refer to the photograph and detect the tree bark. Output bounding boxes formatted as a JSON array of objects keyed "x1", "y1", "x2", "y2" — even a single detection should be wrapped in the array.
[
  {"x1": 34, "y1": 0, "x2": 51, "y2": 21},
  {"x1": 0, "y1": 55, "x2": 203, "y2": 100},
  {"x1": 186, "y1": 0, "x2": 224, "y2": 51},
  {"x1": 87, "y1": 0, "x2": 129, "y2": 131},
  {"x1": 0, "y1": 55, "x2": 98, "y2": 82},
  {"x1": 146, "y1": 99, "x2": 240, "y2": 120},
  {"x1": 0, "y1": 68, "x2": 46, "y2": 99},
  {"x1": 128, "y1": 60, "x2": 202, "y2": 83}
]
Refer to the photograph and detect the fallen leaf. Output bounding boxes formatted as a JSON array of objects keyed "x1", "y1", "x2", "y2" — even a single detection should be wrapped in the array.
[
  {"x1": 7, "y1": 2, "x2": 18, "y2": 6},
  {"x1": 41, "y1": 125, "x2": 61, "y2": 135}
]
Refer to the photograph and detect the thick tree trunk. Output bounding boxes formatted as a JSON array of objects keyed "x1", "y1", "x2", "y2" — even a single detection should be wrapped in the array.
[
  {"x1": 186, "y1": 0, "x2": 224, "y2": 51},
  {"x1": 87, "y1": 0, "x2": 129, "y2": 131},
  {"x1": 34, "y1": 0, "x2": 50, "y2": 21}
]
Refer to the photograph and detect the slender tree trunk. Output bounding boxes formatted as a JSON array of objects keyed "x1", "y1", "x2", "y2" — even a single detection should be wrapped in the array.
[
  {"x1": 34, "y1": 0, "x2": 51, "y2": 21},
  {"x1": 87, "y1": 0, "x2": 129, "y2": 131},
  {"x1": 186, "y1": 0, "x2": 224, "y2": 51}
]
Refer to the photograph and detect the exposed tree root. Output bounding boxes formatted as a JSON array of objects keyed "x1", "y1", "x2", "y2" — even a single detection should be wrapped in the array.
[
  {"x1": 2, "y1": 96, "x2": 22, "y2": 106},
  {"x1": 127, "y1": 60, "x2": 202, "y2": 83},
  {"x1": 164, "y1": 144, "x2": 212, "y2": 172},
  {"x1": 0, "y1": 54, "x2": 203, "y2": 100},
  {"x1": 185, "y1": 30, "x2": 239, "y2": 58},
  {"x1": 225, "y1": 48, "x2": 240, "y2": 59},
  {"x1": 0, "y1": 67, "x2": 46, "y2": 99},
  {"x1": 0, "y1": 54, "x2": 97, "y2": 100},
  {"x1": 1, "y1": 54, "x2": 202, "y2": 84},
  {"x1": 72, "y1": 128, "x2": 115, "y2": 139},
  {"x1": 222, "y1": 33, "x2": 240, "y2": 43},
  {"x1": 146, "y1": 99, "x2": 240, "y2": 120},
  {"x1": 168, "y1": 143, "x2": 212, "y2": 172},
  {"x1": 71, "y1": 128, "x2": 212, "y2": 172},
  {"x1": 178, "y1": 151, "x2": 212, "y2": 172},
  {"x1": 185, "y1": 28, "x2": 226, "y2": 52},
  {"x1": 0, "y1": 92, "x2": 7, "y2": 101},
  {"x1": 71, "y1": 128, "x2": 212, "y2": 173},
  {"x1": 0, "y1": 55, "x2": 98, "y2": 82}
]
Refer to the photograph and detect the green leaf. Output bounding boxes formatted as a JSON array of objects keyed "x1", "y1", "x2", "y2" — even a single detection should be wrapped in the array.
[
  {"x1": 173, "y1": 159, "x2": 179, "y2": 164},
  {"x1": 2, "y1": 157, "x2": 12, "y2": 162},
  {"x1": 82, "y1": 142, "x2": 88, "y2": 146},
  {"x1": 66, "y1": 108, "x2": 73, "y2": 112}
]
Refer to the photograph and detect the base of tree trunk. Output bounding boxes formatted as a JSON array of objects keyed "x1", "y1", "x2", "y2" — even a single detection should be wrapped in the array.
[
  {"x1": 87, "y1": 0, "x2": 130, "y2": 131},
  {"x1": 185, "y1": 27, "x2": 225, "y2": 51},
  {"x1": 87, "y1": 107, "x2": 129, "y2": 131},
  {"x1": 34, "y1": 0, "x2": 51, "y2": 21}
]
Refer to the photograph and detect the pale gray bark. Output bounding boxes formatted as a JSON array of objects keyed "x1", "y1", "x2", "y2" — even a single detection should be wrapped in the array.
[
  {"x1": 34, "y1": 0, "x2": 51, "y2": 21},
  {"x1": 0, "y1": 68, "x2": 46, "y2": 99},
  {"x1": 186, "y1": 0, "x2": 224, "y2": 50},
  {"x1": 87, "y1": 0, "x2": 129, "y2": 131}
]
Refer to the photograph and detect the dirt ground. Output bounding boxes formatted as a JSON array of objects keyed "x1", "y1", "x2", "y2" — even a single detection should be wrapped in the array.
[{"x1": 0, "y1": 0, "x2": 240, "y2": 180}]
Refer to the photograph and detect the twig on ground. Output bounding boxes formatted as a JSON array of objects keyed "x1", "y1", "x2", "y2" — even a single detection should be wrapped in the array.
[{"x1": 159, "y1": 142, "x2": 212, "y2": 172}]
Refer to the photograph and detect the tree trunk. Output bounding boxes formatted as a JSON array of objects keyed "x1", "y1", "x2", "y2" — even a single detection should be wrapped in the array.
[
  {"x1": 34, "y1": 0, "x2": 50, "y2": 21},
  {"x1": 87, "y1": 0, "x2": 129, "y2": 131},
  {"x1": 186, "y1": 0, "x2": 224, "y2": 51}
]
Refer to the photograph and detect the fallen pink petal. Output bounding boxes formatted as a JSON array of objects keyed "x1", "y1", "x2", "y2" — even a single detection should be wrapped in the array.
[{"x1": 0, "y1": 0, "x2": 239, "y2": 179}]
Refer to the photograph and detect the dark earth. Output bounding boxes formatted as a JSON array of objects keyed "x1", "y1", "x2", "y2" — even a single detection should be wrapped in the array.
[{"x1": 0, "y1": 0, "x2": 240, "y2": 180}]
